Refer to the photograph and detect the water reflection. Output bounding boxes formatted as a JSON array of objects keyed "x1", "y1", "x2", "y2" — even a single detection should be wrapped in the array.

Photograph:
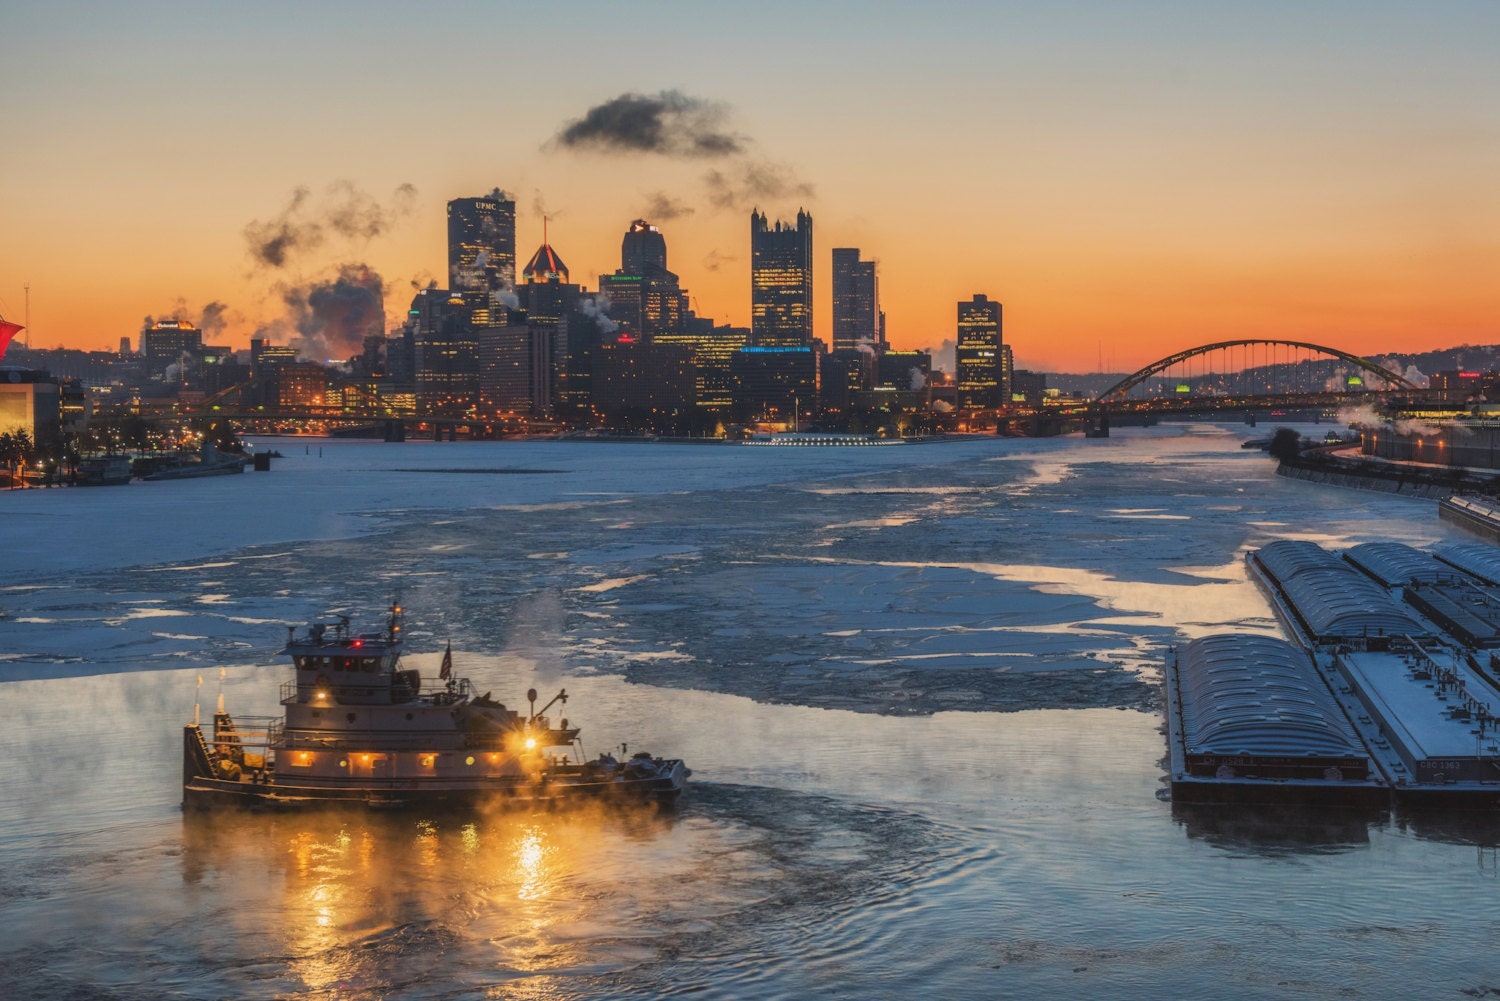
[
  {"x1": 1395, "y1": 808, "x2": 1500, "y2": 849},
  {"x1": 181, "y1": 803, "x2": 681, "y2": 995},
  {"x1": 1171, "y1": 802, "x2": 1380, "y2": 856}
]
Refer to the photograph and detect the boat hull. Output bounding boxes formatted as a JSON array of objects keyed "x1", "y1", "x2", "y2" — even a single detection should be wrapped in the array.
[{"x1": 182, "y1": 725, "x2": 686, "y2": 812}]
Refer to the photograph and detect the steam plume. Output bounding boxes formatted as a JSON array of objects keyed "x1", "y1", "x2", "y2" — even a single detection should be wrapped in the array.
[
  {"x1": 552, "y1": 90, "x2": 743, "y2": 158},
  {"x1": 246, "y1": 182, "x2": 418, "y2": 268}
]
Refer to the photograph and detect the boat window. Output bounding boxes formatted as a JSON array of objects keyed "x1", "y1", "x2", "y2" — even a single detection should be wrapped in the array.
[{"x1": 360, "y1": 658, "x2": 378, "y2": 673}]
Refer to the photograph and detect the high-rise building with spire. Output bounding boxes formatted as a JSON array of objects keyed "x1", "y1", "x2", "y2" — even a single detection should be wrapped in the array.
[
  {"x1": 447, "y1": 191, "x2": 516, "y2": 295},
  {"x1": 750, "y1": 209, "x2": 813, "y2": 347}
]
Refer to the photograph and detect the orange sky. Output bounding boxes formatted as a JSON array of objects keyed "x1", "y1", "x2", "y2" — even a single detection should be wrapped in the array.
[{"x1": 2, "y1": 2, "x2": 1497, "y2": 373}]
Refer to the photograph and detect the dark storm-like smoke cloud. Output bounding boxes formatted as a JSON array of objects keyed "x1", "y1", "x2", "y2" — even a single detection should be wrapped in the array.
[
  {"x1": 552, "y1": 90, "x2": 744, "y2": 158},
  {"x1": 550, "y1": 91, "x2": 814, "y2": 216},
  {"x1": 140, "y1": 299, "x2": 235, "y2": 338},
  {"x1": 246, "y1": 182, "x2": 418, "y2": 268},
  {"x1": 280, "y1": 265, "x2": 386, "y2": 362}
]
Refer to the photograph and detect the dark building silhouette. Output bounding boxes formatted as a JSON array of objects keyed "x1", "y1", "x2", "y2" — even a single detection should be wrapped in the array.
[
  {"x1": 141, "y1": 319, "x2": 203, "y2": 382},
  {"x1": 831, "y1": 248, "x2": 882, "y2": 352},
  {"x1": 878, "y1": 349, "x2": 931, "y2": 392},
  {"x1": 730, "y1": 345, "x2": 820, "y2": 422},
  {"x1": 592, "y1": 339, "x2": 697, "y2": 431},
  {"x1": 448, "y1": 192, "x2": 517, "y2": 295},
  {"x1": 478, "y1": 322, "x2": 554, "y2": 418},
  {"x1": 410, "y1": 288, "x2": 491, "y2": 416},
  {"x1": 751, "y1": 209, "x2": 813, "y2": 347},
  {"x1": 654, "y1": 321, "x2": 749, "y2": 417},
  {"x1": 956, "y1": 294, "x2": 1003, "y2": 409},
  {"x1": 1010, "y1": 369, "x2": 1047, "y2": 405}
]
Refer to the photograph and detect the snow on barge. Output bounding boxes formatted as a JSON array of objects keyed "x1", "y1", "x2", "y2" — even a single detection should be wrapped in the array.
[
  {"x1": 182, "y1": 605, "x2": 689, "y2": 811},
  {"x1": 1166, "y1": 541, "x2": 1500, "y2": 808}
]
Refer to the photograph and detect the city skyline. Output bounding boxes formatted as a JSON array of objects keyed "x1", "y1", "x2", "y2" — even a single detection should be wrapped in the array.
[{"x1": 2, "y1": 2, "x2": 1498, "y2": 371}]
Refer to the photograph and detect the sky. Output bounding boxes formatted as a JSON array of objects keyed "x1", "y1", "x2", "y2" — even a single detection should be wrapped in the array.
[{"x1": 1, "y1": 0, "x2": 1497, "y2": 373}]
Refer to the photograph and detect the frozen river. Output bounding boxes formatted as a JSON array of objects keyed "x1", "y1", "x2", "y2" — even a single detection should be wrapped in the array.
[{"x1": 2, "y1": 426, "x2": 1498, "y2": 999}]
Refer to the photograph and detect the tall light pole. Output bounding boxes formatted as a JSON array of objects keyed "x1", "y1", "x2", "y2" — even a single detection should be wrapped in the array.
[{"x1": 24, "y1": 283, "x2": 30, "y2": 349}]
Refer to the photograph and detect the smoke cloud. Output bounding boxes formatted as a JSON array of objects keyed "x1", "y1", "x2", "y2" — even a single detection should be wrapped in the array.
[
  {"x1": 579, "y1": 295, "x2": 619, "y2": 334},
  {"x1": 282, "y1": 265, "x2": 386, "y2": 362},
  {"x1": 246, "y1": 182, "x2": 418, "y2": 268},
  {"x1": 925, "y1": 338, "x2": 956, "y2": 375},
  {"x1": 701, "y1": 249, "x2": 734, "y2": 273},
  {"x1": 704, "y1": 160, "x2": 815, "y2": 210},
  {"x1": 551, "y1": 91, "x2": 815, "y2": 215},
  {"x1": 552, "y1": 90, "x2": 743, "y2": 158},
  {"x1": 140, "y1": 300, "x2": 236, "y2": 340},
  {"x1": 909, "y1": 368, "x2": 927, "y2": 391},
  {"x1": 643, "y1": 191, "x2": 694, "y2": 221},
  {"x1": 408, "y1": 271, "x2": 440, "y2": 293}
]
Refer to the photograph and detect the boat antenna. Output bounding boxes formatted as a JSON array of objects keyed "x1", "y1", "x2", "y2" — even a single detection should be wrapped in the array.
[
  {"x1": 387, "y1": 594, "x2": 403, "y2": 642},
  {"x1": 194, "y1": 672, "x2": 202, "y2": 727}
]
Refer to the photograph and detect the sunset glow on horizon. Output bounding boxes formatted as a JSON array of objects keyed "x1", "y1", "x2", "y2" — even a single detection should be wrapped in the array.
[{"x1": 2, "y1": 1, "x2": 1497, "y2": 373}]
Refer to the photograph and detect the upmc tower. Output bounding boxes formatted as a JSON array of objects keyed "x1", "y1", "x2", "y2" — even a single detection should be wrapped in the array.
[
  {"x1": 750, "y1": 209, "x2": 813, "y2": 347},
  {"x1": 448, "y1": 191, "x2": 517, "y2": 295}
]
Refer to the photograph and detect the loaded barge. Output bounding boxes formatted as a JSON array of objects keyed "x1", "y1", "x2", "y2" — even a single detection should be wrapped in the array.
[
  {"x1": 183, "y1": 605, "x2": 688, "y2": 811},
  {"x1": 1165, "y1": 540, "x2": 1500, "y2": 807}
]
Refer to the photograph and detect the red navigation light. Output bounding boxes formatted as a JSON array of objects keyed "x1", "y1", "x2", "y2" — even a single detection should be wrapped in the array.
[{"x1": 351, "y1": 639, "x2": 363, "y2": 648}]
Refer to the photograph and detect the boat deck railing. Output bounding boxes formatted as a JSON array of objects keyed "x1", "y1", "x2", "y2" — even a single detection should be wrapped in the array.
[
  {"x1": 279, "y1": 677, "x2": 473, "y2": 706},
  {"x1": 274, "y1": 725, "x2": 512, "y2": 751},
  {"x1": 206, "y1": 715, "x2": 280, "y2": 755}
]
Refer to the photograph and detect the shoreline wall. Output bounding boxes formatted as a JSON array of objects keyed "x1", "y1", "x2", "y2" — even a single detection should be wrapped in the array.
[{"x1": 1275, "y1": 452, "x2": 1500, "y2": 499}]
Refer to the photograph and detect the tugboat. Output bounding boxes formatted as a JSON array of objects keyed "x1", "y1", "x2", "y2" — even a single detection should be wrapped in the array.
[{"x1": 182, "y1": 604, "x2": 689, "y2": 810}]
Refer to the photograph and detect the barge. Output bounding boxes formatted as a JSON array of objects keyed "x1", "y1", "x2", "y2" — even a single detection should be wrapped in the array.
[
  {"x1": 1169, "y1": 540, "x2": 1500, "y2": 808},
  {"x1": 1164, "y1": 634, "x2": 1385, "y2": 806}
]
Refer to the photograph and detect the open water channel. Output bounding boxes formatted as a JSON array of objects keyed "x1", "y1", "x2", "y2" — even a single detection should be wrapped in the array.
[{"x1": 2, "y1": 427, "x2": 1497, "y2": 999}]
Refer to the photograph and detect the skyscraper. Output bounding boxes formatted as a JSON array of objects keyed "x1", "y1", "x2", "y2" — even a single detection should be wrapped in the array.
[
  {"x1": 831, "y1": 248, "x2": 881, "y2": 352},
  {"x1": 447, "y1": 191, "x2": 517, "y2": 295},
  {"x1": 750, "y1": 209, "x2": 813, "y2": 347},
  {"x1": 956, "y1": 294, "x2": 1003, "y2": 409},
  {"x1": 610, "y1": 219, "x2": 683, "y2": 340},
  {"x1": 622, "y1": 219, "x2": 667, "y2": 275}
]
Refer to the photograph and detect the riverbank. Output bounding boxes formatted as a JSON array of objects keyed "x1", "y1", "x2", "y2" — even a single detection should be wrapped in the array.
[{"x1": 1275, "y1": 448, "x2": 1500, "y2": 499}]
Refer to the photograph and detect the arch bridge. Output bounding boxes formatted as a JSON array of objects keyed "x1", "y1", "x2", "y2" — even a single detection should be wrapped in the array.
[{"x1": 1094, "y1": 338, "x2": 1416, "y2": 405}]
